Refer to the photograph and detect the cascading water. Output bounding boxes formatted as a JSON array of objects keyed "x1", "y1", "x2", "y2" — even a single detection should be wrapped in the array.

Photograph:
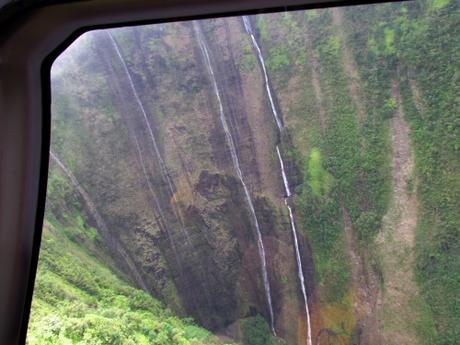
[
  {"x1": 276, "y1": 148, "x2": 313, "y2": 345},
  {"x1": 133, "y1": 133, "x2": 214, "y2": 309},
  {"x1": 243, "y1": 16, "x2": 313, "y2": 345},
  {"x1": 49, "y1": 150, "x2": 149, "y2": 292},
  {"x1": 193, "y1": 21, "x2": 277, "y2": 336},
  {"x1": 242, "y1": 16, "x2": 283, "y2": 130},
  {"x1": 105, "y1": 31, "x2": 218, "y2": 312},
  {"x1": 107, "y1": 31, "x2": 192, "y2": 244},
  {"x1": 107, "y1": 32, "x2": 175, "y2": 197},
  {"x1": 132, "y1": 135, "x2": 166, "y2": 223}
]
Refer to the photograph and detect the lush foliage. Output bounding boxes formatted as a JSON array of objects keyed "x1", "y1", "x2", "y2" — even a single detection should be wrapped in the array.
[
  {"x1": 293, "y1": 7, "x2": 391, "y2": 302},
  {"x1": 241, "y1": 316, "x2": 285, "y2": 345},
  {"x1": 28, "y1": 1, "x2": 459, "y2": 343},
  {"x1": 345, "y1": 1, "x2": 460, "y2": 343},
  {"x1": 398, "y1": 2, "x2": 460, "y2": 343},
  {"x1": 27, "y1": 170, "x2": 230, "y2": 345},
  {"x1": 258, "y1": 1, "x2": 459, "y2": 343},
  {"x1": 28, "y1": 221, "x2": 228, "y2": 345}
]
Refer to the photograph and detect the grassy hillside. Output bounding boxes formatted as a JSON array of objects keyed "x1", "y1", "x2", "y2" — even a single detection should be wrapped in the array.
[
  {"x1": 256, "y1": 1, "x2": 459, "y2": 343},
  {"x1": 28, "y1": 165, "x2": 233, "y2": 345},
  {"x1": 27, "y1": 218, "x2": 231, "y2": 345},
  {"x1": 344, "y1": 1, "x2": 460, "y2": 343}
]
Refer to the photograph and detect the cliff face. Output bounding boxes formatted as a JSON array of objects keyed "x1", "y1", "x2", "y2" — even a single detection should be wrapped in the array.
[
  {"x1": 47, "y1": 1, "x2": 460, "y2": 344},
  {"x1": 50, "y1": 18, "x2": 309, "y2": 343}
]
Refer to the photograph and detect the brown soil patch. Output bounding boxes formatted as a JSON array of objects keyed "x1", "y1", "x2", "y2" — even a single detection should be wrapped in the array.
[
  {"x1": 387, "y1": 81, "x2": 417, "y2": 246},
  {"x1": 376, "y1": 80, "x2": 419, "y2": 345}
]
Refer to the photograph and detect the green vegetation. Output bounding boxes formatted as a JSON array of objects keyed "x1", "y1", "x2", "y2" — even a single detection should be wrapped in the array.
[
  {"x1": 257, "y1": 13, "x2": 305, "y2": 86},
  {"x1": 297, "y1": 151, "x2": 349, "y2": 301},
  {"x1": 266, "y1": 46, "x2": 290, "y2": 72},
  {"x1": 28, "y1": 219, "x2": 226, "y2": 345},
  {"x1": 397, "y1": 3, "x2": 460, "y2": 344},
  {"x1": 28, "y1": 165, "x2": 230, "y2": 345},
  {"x1": 258, "y1": 1, "x2": 458, "y2": 343},
  {"x1": 241, "y1": 316, "x2": 285, "y2": 345},
  {"x1": 430, "y1": 0, "x2": 451, "y2": 10},
  {"x1": 240, "y1": 42, "x2": 257, "y2": 72},
  {"x1": 307, "y1": 148, "x2": 333, "y2": 197},
  {"x1": 30, "y1": 1, "x2": 459, "y2": 343},
  {"x1": 383, "y1": 27, "x2": 396, "y2": 54},
  {"x1": 290, "y1": 8, "x2": 391, "y2": 302},
  {"x1": 344, "y1": 1, "x2": 460, "y2": 343},
  {"x1": 299, "y1": 146, "x2": 350, "y2": 301}
]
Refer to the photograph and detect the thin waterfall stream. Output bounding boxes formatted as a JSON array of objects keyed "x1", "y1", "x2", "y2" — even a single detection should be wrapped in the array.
[
  {"x1": 107, "y1": 31, "x2": 192, "y2": 244},
  {"x1": 242, "y1": 16, "x2": 283, "y2": 130},
  {"x1": 193, "y1": 21, "x2": 277, "y2": 336},
  {"x1": 243, "y1": 16, "x2": 313, "y2": 345},
  {"x1": 49, "y1": 151, "x2": 150, "y2": 292},
  {"x1": 107, "y1": 32, "x2": 175, "y2": 197},
  {"x1": 106, "y1": 30, "x2": 217, "y2": 313}
]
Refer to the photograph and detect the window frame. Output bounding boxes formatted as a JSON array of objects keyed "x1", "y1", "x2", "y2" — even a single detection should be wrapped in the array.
[{"x1": 0, "y1": 0, "x2": 395, "y2": 343}]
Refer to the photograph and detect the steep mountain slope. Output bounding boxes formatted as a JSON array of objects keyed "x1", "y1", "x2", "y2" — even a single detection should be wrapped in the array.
[
  {"x1": 28, "y1": 219, "x2": 233, "y2": 345},
  {"x1": 30, "y1": 1, "x2": 459, "y2": 344},
  {"x1": 47, "y1": 20, "x2": 308, "y2": 343}
]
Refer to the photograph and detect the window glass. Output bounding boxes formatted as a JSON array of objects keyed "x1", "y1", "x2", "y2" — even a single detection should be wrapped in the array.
[{"x1": 28, "y1": 1, "x2": 460, "y2": 344}]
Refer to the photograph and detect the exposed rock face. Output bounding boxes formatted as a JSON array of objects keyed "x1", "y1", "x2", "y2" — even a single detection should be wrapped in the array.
[
  {"x1": 47, "y1": 3, "x2": 460, "y2": 344},
  {"x1": 50, "y1": 18, "x2": 312, "y2": 343}
]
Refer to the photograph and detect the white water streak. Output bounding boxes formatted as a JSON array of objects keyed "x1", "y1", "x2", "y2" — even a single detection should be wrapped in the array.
[
  {"x1": 242, "y1": 16, "x2": 282, "y2": 130},
  {"x1": 107, "y1": 32, "x2": 175, "y2": 196},
  {"x1": 108, "y1": 31, "x2": 192, "y2": 244},
  {"x1": 276, "y1": 146, "x2": 291, "y2": 197},
  {"x1": 244, "y1": 16, "x2": 312, "y2": 345},
  {"x1": 277, "y1": 147, "x2": 313, "y2": 345},
  {"x1": 194, "y1": 21, "x2": 276, "y2": 336},
  {"x1": 49, "y1": 151, "x2": 149, "y2": 292}
]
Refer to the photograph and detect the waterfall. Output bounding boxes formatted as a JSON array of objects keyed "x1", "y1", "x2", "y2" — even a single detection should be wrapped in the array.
[
  {"x1": 49, "y1": 151, "x2": 150, "y2": 292},
  {"x1": 105, "y1": 31, "x2": 219, "y2": 311},
  {"x1": 243, "y1": 16, "x2": 313, "y2": 345},
  {"x1": 133, "y1": 135, "x2": 166, "y2": 222},
  {"x1": 277, "y1": 149, "x2": 313, "y2": 345},
  {"x1": 242, "y1": 16, "x2": 282, "y2": 130},
  {"x1": 107, "y1": 31, "x2": 192, "y2": 244},
  {"x1": 193, "y1": 21, "x2": 277, "y2": 336},
  {"x1": 276, "y1": 146, "x2": 291, "y2": 196},
  {"x1": 107, "y1": 32, "x2": 175, "y2": 197},
  {"x1": 133, "y1": 129, "x2": 214, "y2": 311}
]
